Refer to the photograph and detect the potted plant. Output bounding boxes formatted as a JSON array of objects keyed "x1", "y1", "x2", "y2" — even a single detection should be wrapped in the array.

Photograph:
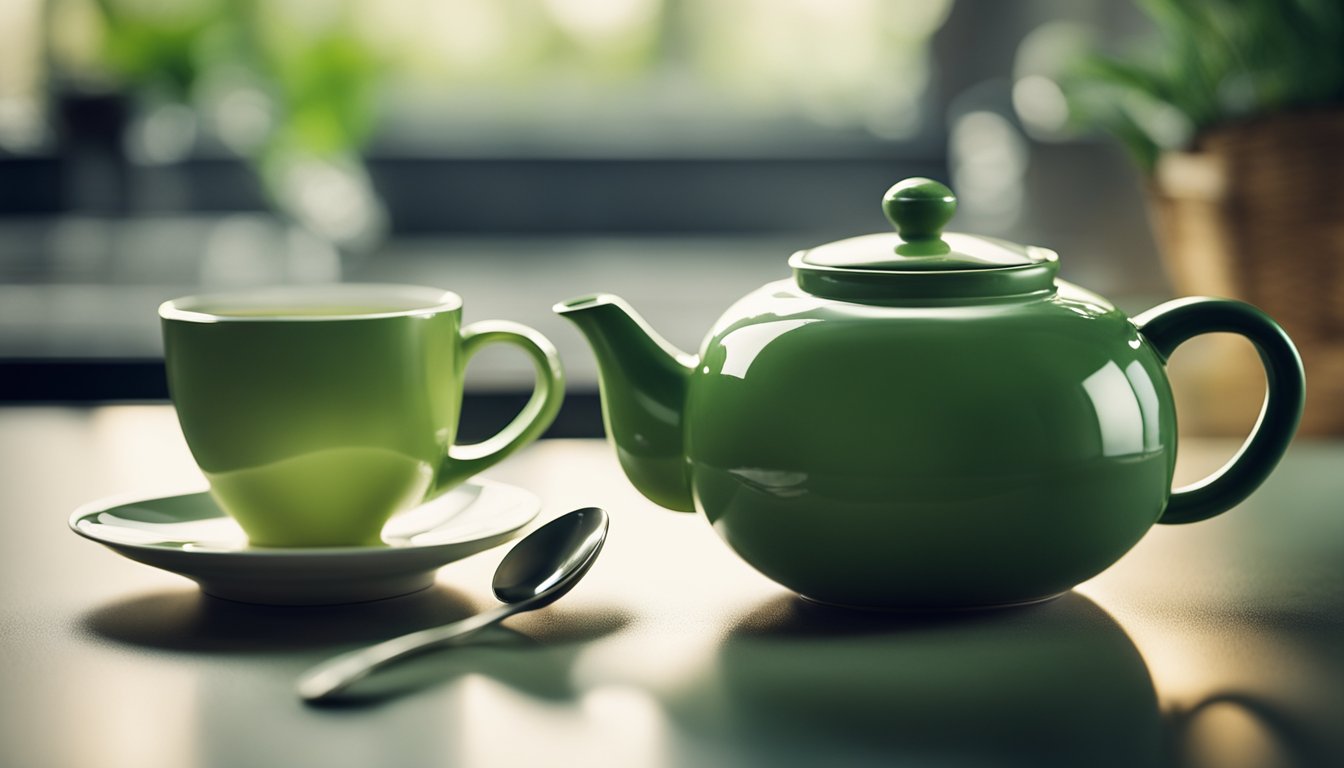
[{"x1": 1065, "y1": 0, "x2": 1344, "y2": 435}]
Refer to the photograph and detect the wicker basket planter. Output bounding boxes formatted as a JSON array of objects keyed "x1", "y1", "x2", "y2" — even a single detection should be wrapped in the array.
[{"x1": 1149, "y1": 110, "x2": 1344, "y2": 436}]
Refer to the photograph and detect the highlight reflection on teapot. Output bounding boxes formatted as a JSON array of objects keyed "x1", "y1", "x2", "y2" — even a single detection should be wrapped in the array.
[{"x1": 557, "y1": 178, "x2": 1305, "y2": 610}]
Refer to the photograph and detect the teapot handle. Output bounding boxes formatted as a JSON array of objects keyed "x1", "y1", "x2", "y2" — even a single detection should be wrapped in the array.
[{"x1": 1133, "y1": 298, "x2": 1305, "y2": 524}]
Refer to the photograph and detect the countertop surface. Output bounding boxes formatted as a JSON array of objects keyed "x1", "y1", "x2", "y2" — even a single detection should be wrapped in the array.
[{"x1": 2, "y1": 405, "x2": 1342, "y2": 767}]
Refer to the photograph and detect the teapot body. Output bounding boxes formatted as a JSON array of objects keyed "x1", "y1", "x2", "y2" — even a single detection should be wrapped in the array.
[
  {"x1": 557, "y1": 178, "x2": 1302, "y2": 611},
  {"x1": 685, "y1": 279, "x2": 1176, "y2": 609}
]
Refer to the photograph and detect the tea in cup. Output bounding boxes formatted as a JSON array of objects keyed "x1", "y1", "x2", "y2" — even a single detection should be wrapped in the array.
[{"x1": 160, "y1": 284, "x2": 564, "y2": 547}]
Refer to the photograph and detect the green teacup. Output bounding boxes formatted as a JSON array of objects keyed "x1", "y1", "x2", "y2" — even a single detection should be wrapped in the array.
[{"x1": 160, "y1": 284, "x2": 564, "y2": 547}]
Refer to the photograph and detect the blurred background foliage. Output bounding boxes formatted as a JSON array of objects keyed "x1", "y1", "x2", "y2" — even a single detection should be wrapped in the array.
[
  {"x1": 6, "y1": 0, "x2": 1260, "y2": 418},
  {"x1": 21, "y1": 0, "x2": 954, "y2": 253},
  {"x1": 1064, "y1": 0, "x2": 1344, "y2": 170},
  {"x1": 39, "y1": 0, "x2": 954, "y2": 154}
]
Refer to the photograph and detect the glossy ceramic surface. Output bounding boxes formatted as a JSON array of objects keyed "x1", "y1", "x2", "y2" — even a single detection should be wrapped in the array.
[
  {"x1": 69, "y1": 478, "x2": 539, "y2": 605},
  {"x1": 161, "y1": 284, "x2": 564, "y2": 548},
  {"x1": 557, "y1": 178, "x2": 1305, "y2": 610}
]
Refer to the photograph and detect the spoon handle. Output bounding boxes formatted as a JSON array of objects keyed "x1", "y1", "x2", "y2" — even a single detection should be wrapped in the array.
[{"x1": 297, "y1": 602, "x2": 524, "y2": 703}]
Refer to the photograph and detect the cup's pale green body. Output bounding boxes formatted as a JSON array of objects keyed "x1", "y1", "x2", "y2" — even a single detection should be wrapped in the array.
[{"x1": 162, "y1": 285, "x2": 563, "y2": 548}]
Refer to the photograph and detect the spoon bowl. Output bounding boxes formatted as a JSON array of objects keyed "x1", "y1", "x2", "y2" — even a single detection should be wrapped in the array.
[
  {"x1": 298, "y1": 506, "x2": 609, "y2": 703},
  {"x1": 494, "y1": 507, "x2": 607, "y2": 606}
]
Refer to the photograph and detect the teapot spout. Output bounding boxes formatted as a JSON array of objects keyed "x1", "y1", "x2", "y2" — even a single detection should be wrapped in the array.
[{"x1": 554, "y1": 294, "x2": 695, "y2": 512}]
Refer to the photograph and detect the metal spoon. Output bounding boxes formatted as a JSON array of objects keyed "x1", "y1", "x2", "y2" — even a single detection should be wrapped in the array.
[{"x1": 298, "y1": 506, "x2": 609, "y2": 703}]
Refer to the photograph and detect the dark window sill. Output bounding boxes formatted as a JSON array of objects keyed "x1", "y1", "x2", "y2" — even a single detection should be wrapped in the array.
[{"x1": 0, "y1": 359, "x2": 605, "y2": 440}]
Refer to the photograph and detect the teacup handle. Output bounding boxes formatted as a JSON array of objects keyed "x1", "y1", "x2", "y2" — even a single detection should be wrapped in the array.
[
  {"x1": 434, "y1": 320, "x2": 565, "y2": 490},
  {"x1": 1133, "y1": 297, "x2": 1304, "y2": 524}
]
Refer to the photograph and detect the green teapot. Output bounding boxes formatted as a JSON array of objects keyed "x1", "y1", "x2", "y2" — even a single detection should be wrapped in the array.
[{"x1": 556, "y1": 178, "x2": 1305, "y2": 610}]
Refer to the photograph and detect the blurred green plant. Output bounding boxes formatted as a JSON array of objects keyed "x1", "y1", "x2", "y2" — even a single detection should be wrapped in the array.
[
  {"x1": 87, "y1": 0, "x2": 385, "y2": 160},
  {"x1": 71, "y1": 0, "x2": 390, "y2": 249},
  {"x1": 1064, "y1": 0, "x2": 1344, "y2": 170},
  {"x1": 90, "y1": 0, "x2": 223, "y2": 99}
]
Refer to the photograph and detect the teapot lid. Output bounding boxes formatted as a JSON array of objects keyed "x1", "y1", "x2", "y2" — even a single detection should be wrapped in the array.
[{"x1": 790, "y1": 178, "x2": 1059, "y2": 303}]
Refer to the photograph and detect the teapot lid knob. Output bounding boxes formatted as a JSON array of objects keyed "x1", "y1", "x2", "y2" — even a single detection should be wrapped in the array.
[{"x1": 882, "y1": 178, "x2": 957, "y2": 240}]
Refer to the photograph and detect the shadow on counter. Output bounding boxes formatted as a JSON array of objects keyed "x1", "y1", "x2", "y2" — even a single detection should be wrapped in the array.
[
  {"x1": 662, "y1": 592, "x2": 1331, "y2": 768},
  {"x1": 79, "y1": 584, "x2": 633, "y2": 706}
]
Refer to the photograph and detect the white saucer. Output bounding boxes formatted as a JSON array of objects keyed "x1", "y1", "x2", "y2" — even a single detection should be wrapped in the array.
[{"x1": 70, "y1": 479, "x2": 539, "y2": 605}]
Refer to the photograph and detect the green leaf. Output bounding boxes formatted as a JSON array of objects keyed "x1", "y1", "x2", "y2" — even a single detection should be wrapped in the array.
[{"x1": 1062, "y1": 0, "x2": 1344, "y2": 170}]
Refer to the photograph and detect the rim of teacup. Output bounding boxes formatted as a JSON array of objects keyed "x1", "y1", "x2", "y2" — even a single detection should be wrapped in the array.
[{"x1": 159, "y1": 283, "x2": 462, "y2": 323}]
